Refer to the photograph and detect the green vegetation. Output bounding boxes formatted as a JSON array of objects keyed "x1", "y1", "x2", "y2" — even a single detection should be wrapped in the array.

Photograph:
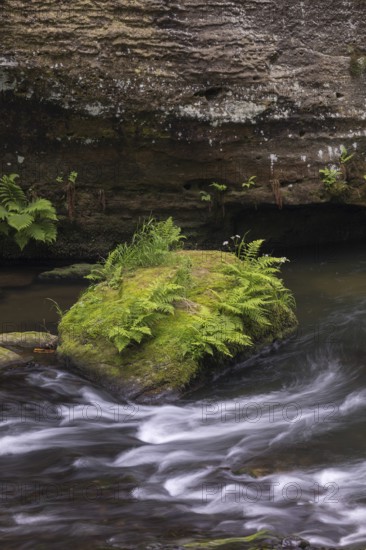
[
  {"x1": 210, "y1": 182, "x2": 227, "y2": 193},
  {"x1": 86, "y1": 217, "x2": 184, "y2": 288},
  {"x1": 183, "y1": 529, "x2": 270, "y2": 548},
  {"x1": 241, "y1": 175, "x2": 257, "y2": 189},
  {"x1": 38, "y1": 263, "x2": 95, "y2": 281},
  {"x1": 199, "y1": 191, "x2": 212, "y2": 212},
  {"x1": 210, "y1": 182, "x2": 228, "y2": 218},
  {"x1": 319, "y1": 146, "x2": 355, "y2": 200},
  {"x1": 319, "y1": 170, "x2": 348, "y2": 199},
  {"x1": 319, "y1": 166, "x2": 343, "y2": 188},
  {"x1": 198, "y1": 177, "x2": 258, "y2": 221},
  {"x1": 0, "y1": 174, "x2": 58, "y2": 250},
  {"x1": 339, "y1": 145, "x2": 354, "y2": 165},
  {"x1": 349, "y1": 54, "x2": 366, "y2": 77},
  {"x1": 58, "y1": 219, "x2": 297, "y2": 397}
]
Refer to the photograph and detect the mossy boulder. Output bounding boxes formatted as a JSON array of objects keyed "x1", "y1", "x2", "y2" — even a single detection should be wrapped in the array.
[
  {"x1": 58, "y1": 230, "x2": 297, "y2": 402},
  {"x1": 0, "y1": 331, "x2": 58, "y2": 350},
  {"x1": 0, "y1": 346, "x2": 25, "y2": 367},
  {"x1": 38, "y1": 263, "x2": 95, "y2": 281}
]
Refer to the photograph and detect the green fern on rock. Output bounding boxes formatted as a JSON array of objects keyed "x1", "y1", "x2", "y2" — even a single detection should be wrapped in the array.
[
  {"x1": 0, "y1": 174, "x2": 58, "y2": 250},
  {"x1": 58, "y1": 220, "x2": 297, "y2": 396},
  {"x1": 181, "y1": 310, "x2": 252, "y2": 361},
  {"x1": 108, "y1": 278, "x2": 185, "y2": 352},
  {"x1": 223, "y1": 237, "x2": 295, "y2": 313},
  {"x1": 87, "y1": 217, "x2": 185, "y2": 286}
]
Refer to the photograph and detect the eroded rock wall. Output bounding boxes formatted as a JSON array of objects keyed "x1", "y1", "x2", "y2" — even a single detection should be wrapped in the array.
[{"x1": 1, "y1": 0, "x2": 366, "y2": 257}]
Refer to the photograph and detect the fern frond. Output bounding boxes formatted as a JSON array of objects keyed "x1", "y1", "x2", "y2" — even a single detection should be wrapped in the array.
[
  {"x1": 22, "y1": 223, "x2": 46, "y2": 242},
  {"x1": 91, "y1": 218, "x2": 186, "y2": 285},
  {"x1": 241, "y1": 239, "x2": 264, "y2": 262},
  {"x1": 180, "y1": 311, "x2": 252, "y2": 361},
  {"x1": 0, "y1": 174, "x2": 26, "y2": 210},
  {"x1": 27, "y1": 219, "x2": 57, "y2": 243},
  {"x1": 25, "y1": 198, "x2": 58, "y2": 220},
  {"x1": 7, "y1": 213, "x2": 34, "y2": 231},
  {"x1": 0, "y1": 206, "x2": 9, "y2": 220}
]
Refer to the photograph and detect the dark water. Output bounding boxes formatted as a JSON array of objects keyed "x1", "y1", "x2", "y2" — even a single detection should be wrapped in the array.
[{"x1": 0, "y1": 246, "x2": 365, "y2": 549}]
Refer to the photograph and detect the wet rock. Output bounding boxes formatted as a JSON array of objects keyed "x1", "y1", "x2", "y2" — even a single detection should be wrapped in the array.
[
  {"x1": 38, "y1": 263, "x2": 95, "y2": 281},
  {"x1": 282, "y1": 537, "x2": 311, "y2": 549},
  {"x1": 232, "y1": 467, "x2": 273, "y2": 478},
  {"x1": 0, "y1": 332, "x2": 58, "y2": 350},
  {"x1": 0, "y1": 346, "x2": 26, "y2": 367},
  {"x1": 58, "y1": 221, "x2": 297, "y2": 402}
]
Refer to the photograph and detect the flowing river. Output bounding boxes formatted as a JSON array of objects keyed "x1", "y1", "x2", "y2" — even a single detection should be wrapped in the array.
[{"x1": 0, "y1": 243, "x2": 365, "y2": 549}]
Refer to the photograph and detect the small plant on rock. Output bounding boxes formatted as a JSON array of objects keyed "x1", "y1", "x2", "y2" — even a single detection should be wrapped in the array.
[
  {"x1": 319, "y1": 167, "x2": 342, "y2": 188},
  {"x1": 199, "y1": 191, "x2": 212, "y2": 213},
  {"x1": 319, "y1": 166, "x2": 349, "y2": 199},
  {"x1": 339, "y1": 145, "x2": 354, "y2": 165},
  {"x1": 339, "y1": 145, "x2": 354, "y2": 181},
  {"x1": 210, "y1": 182, "x2": 228, "y2": 218},
  {"x1": 241, "y1": 176, "x2": 257, "y2": 190}
]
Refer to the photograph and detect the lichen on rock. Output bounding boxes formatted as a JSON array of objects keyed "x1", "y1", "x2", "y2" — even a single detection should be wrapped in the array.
[{"x1": 57, "y1": 219, "x2": 297, "y2": 401}]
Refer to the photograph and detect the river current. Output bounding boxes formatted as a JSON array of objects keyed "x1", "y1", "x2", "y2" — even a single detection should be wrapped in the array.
[{"x1": 0, "y1": 244, "x2": 365, "y2": 549}]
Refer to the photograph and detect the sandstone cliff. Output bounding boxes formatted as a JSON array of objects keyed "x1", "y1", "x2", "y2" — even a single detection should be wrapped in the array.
[{"x1": 1, "y1": 0, "x2": 366, "y2": 257}]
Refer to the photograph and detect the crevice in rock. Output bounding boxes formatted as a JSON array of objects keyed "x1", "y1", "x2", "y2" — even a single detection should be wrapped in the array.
[{"x1": 193, "y1": 87, "x2": 225, "y2": 100}]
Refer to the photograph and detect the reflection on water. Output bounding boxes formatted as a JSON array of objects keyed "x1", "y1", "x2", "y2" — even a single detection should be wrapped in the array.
[
  {"x1": 0, "y1": 266, "x2": 86, "y2": 334},
  {"x1": 0, "y1": 244, "x2": 365, "y2": 549}
]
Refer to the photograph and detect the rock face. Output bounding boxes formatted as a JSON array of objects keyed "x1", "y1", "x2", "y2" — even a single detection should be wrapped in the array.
[{"x1": 1, "y1": 0, "x2": 366, "y2": 257}]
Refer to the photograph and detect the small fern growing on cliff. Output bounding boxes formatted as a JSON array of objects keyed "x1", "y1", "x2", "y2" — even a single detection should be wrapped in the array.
[
  {"x1": 241, "y1": 176, "x2": 257, "y2": 189},
  {"x1": 0, "y1": 174, "x2": 58, "y2": 250}
]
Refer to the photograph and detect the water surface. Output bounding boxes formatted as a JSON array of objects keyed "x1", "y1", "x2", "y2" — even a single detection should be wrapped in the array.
[{"x1": 0, "y1": 246, "x2": 365, "y2": 549}]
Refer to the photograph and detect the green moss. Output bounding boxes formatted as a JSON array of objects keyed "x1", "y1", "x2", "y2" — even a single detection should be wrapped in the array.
[
  {"x1": 183, "y1": 530, "x2": 271, "y2": 548},
  {"x1": 38, "y1": 263, "x2": 95, "y2": 281},
  {"x1": 350, "y1": 55, "x2": 366, "y2": 77},
  {"x1": 59, "y1": 252, "x2": 296, "y2": 398},
  {"x1": 0, "y1": 331, "x2": 58, "y2": 349},
  {"x1": 0, "y1": 346, "x2": 25, "y2": 367},
  {"x1": 58, "y1": 219, "x2": 297, "y2": 398}
]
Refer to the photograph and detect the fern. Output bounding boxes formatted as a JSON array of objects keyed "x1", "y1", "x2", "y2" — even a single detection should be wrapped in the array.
[
  {"x1": 219, "y1": 236, "x2": 296, "y2": 340},
  {"x1": 241, "y1": 175, "x2": 257, "y2": 189},
  {"x1": 7, "y1": 213, "x2": 34, "y2": 231},
  {"x1": 0, "y1": 174, "x2": 26, "y2": 211},
  {"x1": 106, "y1": 277, "x2": 184, "y2": 353},
  {"x1": 0, "y1": 174, "x2": 58, "y2": 250},
  {"x1": 181, "y1": 311, "x2": 252, "y2": 361},
  {"x1": 87, "y1": 217, "x2": 185, "y2": 285},
  {"x1": 25, "y1": 198, "x2": 58, "y2": 220}
]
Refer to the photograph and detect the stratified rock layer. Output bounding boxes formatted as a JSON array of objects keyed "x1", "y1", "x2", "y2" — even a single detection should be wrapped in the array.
[{"x1": 1, "y1": 0, "x2": 366, "y2": 257}]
